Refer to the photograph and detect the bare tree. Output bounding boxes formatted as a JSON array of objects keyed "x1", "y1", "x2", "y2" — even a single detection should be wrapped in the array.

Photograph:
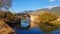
[
  {"x1": 4, "y1": 0, "x2": 12, "y2": 10},
  {"x1": 0, "y1": 0, "x2": 4, "y2": 10},
  {"x1": 0, "y1": 0, "x2": 12, "y2": 10}
]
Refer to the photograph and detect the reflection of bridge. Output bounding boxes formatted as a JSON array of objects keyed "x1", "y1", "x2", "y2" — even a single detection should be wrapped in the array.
[
  {"x1": 14, "y1": 13, "x2": 38, "y2": 29},
  {"x1": 4, "y1": 13, "x2": 38, "y2": 30}
]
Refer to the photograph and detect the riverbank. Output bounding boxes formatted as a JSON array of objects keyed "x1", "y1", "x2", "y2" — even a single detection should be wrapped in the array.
[{"x1": 0, "y1": 20, "x2": 17, "y2": 34}]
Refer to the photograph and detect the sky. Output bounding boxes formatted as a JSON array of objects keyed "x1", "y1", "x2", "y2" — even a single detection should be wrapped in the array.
[{"x1": 10, "y1": 0, "x2": 60, "y2": 13}]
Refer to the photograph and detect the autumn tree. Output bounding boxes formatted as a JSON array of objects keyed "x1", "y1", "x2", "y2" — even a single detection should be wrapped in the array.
[
  {"x1": 37, "y1": 12, "x2": 58, "y2": 24},
  {"x1": 37, "y1": 12, "x2": 59, "y2": 34}
]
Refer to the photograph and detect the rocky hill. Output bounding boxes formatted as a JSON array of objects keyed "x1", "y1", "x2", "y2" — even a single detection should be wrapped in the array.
[
  {"x1": 18, "y1": 6, "x2": 60, "y2": 16},
  {"x1": 36, "y1": 6, "x2": 60, "y2": 15}
]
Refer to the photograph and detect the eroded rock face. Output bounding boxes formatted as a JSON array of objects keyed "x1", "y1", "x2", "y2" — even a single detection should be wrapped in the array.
[{"x1": 0, "y1": 20, "x2": 16, "y2": 34}]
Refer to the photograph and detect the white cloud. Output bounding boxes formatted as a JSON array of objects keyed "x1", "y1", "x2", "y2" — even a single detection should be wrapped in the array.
[
  {"x1": 45, "y1": 5, "x2": 59, "y2": 9},
  {"x1": 49, "y1": 0, "x2": 60, "y2": 2},
  {"x1": 47, "y1": 6, "x2": 57, "y2": 9},
  {"x1": 49, "y1": 0, "x2": 54, "y2": 2}
]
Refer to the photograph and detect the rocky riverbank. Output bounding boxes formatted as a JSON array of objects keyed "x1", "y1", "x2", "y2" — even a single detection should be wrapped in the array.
[{"x1": 0, "y1": 20, "x2": 17, "y2": 34}]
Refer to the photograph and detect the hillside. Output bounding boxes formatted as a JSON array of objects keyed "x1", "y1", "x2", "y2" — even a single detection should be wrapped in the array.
[
  {"x1": 36, "y1": 6, "x2": 60, "y2": 16},
  {"x1": 18, "y1": 6, "x2": 60, "y2": 16}
]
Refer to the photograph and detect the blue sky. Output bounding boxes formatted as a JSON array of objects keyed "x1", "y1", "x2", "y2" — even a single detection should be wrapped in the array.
[{"x1": 10, "y1": 0, "x2": 60, "y2": 13}]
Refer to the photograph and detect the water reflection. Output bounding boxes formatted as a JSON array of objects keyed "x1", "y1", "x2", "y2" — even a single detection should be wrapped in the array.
[
  {"x1": 13, "y1": 18, "x2": 60, "y2": 34},
  {"x1": 14, "y1": 27, "x2": 44, "y2": 34},
  {"x1": 21, "y1": 17, "x2": 30, "y2": 28},
  {"x1": 51, "y1": 30, "x2": 60, "y2": 34}
]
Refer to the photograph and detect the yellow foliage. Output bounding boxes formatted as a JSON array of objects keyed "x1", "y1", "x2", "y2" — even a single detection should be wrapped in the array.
[
  {"x1": 38, "y1": 12, "x2": 58, "y2": 24},
  {"x1": 50, "y1": 20, "x2": 60, "y2": 26},
  {"x1": 37, "y1": 12, "x2": 60, "y2": 34}
]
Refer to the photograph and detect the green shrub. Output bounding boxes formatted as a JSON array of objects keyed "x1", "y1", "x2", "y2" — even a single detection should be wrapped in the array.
[{"x1": 4, "y1": 11, "x2": 15, "y2": 23}]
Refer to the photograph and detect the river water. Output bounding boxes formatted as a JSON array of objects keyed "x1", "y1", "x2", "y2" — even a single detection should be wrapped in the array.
[{"x1": 13, "y1": 18, "x2": 60, "y2": 34}]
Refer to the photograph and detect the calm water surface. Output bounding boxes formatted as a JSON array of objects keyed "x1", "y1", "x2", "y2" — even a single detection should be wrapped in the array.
[{"x1": 13, "y1": 18, "x2": 60, "y2": 34}]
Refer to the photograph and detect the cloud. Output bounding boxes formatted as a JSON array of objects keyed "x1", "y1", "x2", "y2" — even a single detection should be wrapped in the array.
[
  {"x1": 45, "y1": 5, "x2": 59, "y2": 9},
  {"x1": 47, "y1": 6, "x2": 57, "y2": 9},
  {"x1": 49, "y1": 0, "x2": 60, "y2": 2},
  {"x1": 49, "y1": 0, "x2": 54, "y2": 2}
]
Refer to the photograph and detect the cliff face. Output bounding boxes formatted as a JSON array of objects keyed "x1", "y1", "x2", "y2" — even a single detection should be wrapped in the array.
[{"x1": 0, "y1": 20, "x2": 16, "y2": 34}]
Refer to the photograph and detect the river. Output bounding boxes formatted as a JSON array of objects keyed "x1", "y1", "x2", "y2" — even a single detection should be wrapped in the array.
[{"x1": 13, "y1": 17, "x2": 60, "y2": 34}]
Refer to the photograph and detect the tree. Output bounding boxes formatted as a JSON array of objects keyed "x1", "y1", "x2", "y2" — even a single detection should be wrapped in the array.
[
  {"x1": 0, "y1": 0, "x2": 12, "y2": 10},
  {"x1": 37, "y1": 12, "x2": 58, "y2": 24},
  {"x1": 0, "y1": 10, "x2": 4, "y2": 20},
  {"x1": 37, "y1": 12, "x2": 59, "y2": 34},
  {"x1": 0, "y1": 0, "x2": 4, "y2": 9},
  {"x1": 4, "y1": 0, "x2": 12, "y2": 10},
  {"x1": 4, "y1": 11, "x2": 15, "y2": 23}
]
